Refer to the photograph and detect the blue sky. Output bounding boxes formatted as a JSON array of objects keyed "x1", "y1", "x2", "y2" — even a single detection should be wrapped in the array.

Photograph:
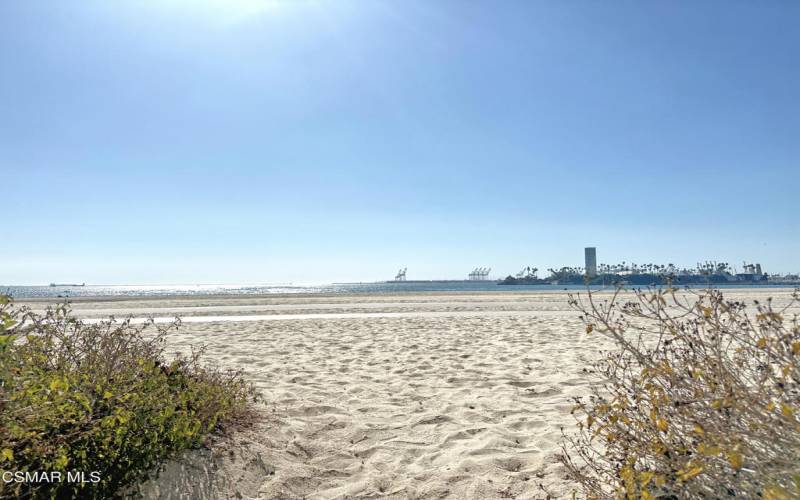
[{"x1": 2, "y1": 0, "x2": 798, "y2": 284}]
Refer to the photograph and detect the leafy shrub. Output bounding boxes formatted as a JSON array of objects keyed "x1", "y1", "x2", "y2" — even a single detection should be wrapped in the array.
[
  {"x1": 560, "y1": 287, "x2": 800, "y2": 498},
  {"x1": 0, "y1": 296, "x2": 257, "y2": 499}
]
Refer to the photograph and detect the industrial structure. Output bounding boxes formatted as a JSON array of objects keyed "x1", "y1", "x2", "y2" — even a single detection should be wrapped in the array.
[
  {"x1": 385, "y1": 248, "x2": 779, "y2": 286},
  {"x1": 584, "y1": 247, "x2": 597, "y2": 278},
  {"x1": 468, "y1": 267, "x2": 491, "y2": 281},
  {"x1": 742, "y1": 262, "x2": 763, "y2": 275},
  {"x1": 738, "y1": 262, "x2": 765, "y2": 281}
]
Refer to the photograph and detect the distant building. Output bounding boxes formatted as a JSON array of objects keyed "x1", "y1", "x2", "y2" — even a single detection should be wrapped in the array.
[
  {"x1": 741, "y1": 262, "x2": 766, "y2": 280},
  {"x1": 585, "y1": 247, "x2": 597, "y2": 278}
]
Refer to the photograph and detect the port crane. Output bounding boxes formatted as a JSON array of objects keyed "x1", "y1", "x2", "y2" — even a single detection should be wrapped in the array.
[{"x1": 468, "y1": 267, "x2": 491, "y2": 281}]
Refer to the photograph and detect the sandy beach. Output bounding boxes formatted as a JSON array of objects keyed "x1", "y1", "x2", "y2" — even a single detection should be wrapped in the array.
[{"x1": 17, "y1": 288, "x2": 799, "y2": 499}]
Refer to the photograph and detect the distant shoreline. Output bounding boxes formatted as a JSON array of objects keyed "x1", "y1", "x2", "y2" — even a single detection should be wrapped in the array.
[{"x1": 5, "y1": 281, "x2": 799, "y2": 301}]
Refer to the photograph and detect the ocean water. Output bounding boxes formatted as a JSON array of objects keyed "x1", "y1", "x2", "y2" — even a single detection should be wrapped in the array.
[
  {"x1": 3, "y1": 282, "x2": 566, "y2": 298},
  {"x1": 1, "y1": 281, "x2": 795, "y2": 299}
]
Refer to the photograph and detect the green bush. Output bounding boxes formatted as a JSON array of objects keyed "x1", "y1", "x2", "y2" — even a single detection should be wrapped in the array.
[{"x1": 0, "y1": 296, "x2": 257, "y2": 499}]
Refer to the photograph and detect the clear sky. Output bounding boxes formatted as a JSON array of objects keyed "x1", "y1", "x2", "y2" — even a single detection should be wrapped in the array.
[{"x1": 2, "y1": 0, "x2": 799, "y2": 285}]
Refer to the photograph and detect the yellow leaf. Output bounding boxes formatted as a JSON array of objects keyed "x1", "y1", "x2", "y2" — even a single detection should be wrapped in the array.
[
  {"x1": 766, "y1": 402, "x2": 776, "y2": 411},
  {"x1": 781, "y1": 404, "x2": 794, "y2": 418},
  {"x1": 1, "y1": 448, "x2": 13, "y2": 462},
  {"x1": 54, "y1": 454, "x2": 69, "y2": 469},
  {"x1": 757, "y1": 338, "x2": 767, "y2": 349},
  {"x1": 702, "y1": 307, "x2": 712, "y2": 318},
  {"x1": 657, "y1": 418, "x2": 669, "y2": 432},
  {"x1": 727, "y1": 451, "x2": 743, "y2": 470},
  {"x1": 698, "y1": 442, "x2": 720, "y2": 456},
  {"x1": 49, "y1": 377, "x2": 69, "y2": 392},
  {"x1": 654, "y1": 474, "x2": 666, "y2": 487},
  {"x1": 678, "y1": 465, "x2": 704, "y2": 481},
  {"x1": 619, "y1": 465, "x2": 634, "y2": 486},
  {"x1": 793, "y1": 342, "x2": 800, "y2": 355},
  {"x1": 693, "y1": 424, "x2": 704, "y2": 435},
  {"x1": 586, "y1": 324, "x2": 593, "y2": 334},
  {"x1": 638, "y1": 471, "x2": 654, "y2": 487},
  {"x1": 103, "y1": 391, "x2": 113, "y2": 399}
]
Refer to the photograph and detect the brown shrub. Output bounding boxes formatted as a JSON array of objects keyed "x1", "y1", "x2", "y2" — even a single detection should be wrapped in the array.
[{"x1": 559, "y1": 287, "x2": 800, "y2": 498}]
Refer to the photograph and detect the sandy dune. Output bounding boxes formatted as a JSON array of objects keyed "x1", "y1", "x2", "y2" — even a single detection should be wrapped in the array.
[{"x1": 19, "y1": 288, "x2": 799, "y2": 499}]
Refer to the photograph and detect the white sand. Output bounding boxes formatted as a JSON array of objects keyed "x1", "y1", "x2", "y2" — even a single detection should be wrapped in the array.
[{"x1": 18, "y1": 288, "x2": 799, "y2": 499}]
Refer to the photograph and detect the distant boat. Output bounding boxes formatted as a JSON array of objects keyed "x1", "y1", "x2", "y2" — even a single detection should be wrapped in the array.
[{"x1": 49, "y1": 283, "x2": 85, "y2": 287}]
